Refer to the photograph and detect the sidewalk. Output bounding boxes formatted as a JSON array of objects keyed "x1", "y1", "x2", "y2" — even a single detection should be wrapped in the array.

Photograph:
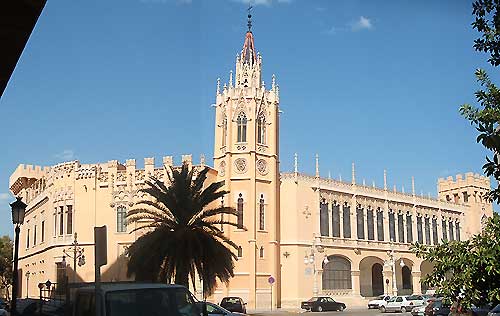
[{"x1": 248, "y1": 306, "x2": 370, "y2": 314}]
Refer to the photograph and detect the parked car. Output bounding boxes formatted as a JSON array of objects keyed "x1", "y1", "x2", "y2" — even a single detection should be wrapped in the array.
[
  {"x1": 488, "y1": 304, "x2": 500, "y2": 316},
  {"x1": 196, "y1": 302, "x2": 245, "y2": 316},
  {"x1": 411, "y1": 297, "x2": 436, "y2": 316},
  {"x1": 380, "y1": 295, "x2": 412, "y2": 313},
  {"x1": 407, "y1": 294, "x2": 428, "y2": 307},
  {"x1": 300, "y1": 296, "x2": 346, "y2": 312},
  {"x1": 368, "y1": 295, "x2": 392, "y2": 309},
  {"x1": 449, "y1": 302, "x2": 494, "y2": 316},
  {"x1": 424, "y1": 298, "x2": 450, "y2": 316},
  {"x1": 220, "y1": 297, "x2": 246, "y2": 314}
]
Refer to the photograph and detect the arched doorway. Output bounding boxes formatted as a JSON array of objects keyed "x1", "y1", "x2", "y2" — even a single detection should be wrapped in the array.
[
  {"x1": 420, "y1": 260, "x2": 434, "y2": 294},
  {"x1": 322, "y1": 256, "x2": 352, "y2": 290},
  {"x1": 402, "y1": 266, "x2": 411, "y2": 290},
  {"x1": 371, "y1": 263, "x2": 384, "y2": 296}
]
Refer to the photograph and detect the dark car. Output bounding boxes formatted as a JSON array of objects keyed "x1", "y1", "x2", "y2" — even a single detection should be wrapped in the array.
[
  {"x1": 220, "y1": 297, "x2": 246, "y2": 314},
  {"x1": 488, "y1": 304, "x2": 500, "y2": 316},
  {"x1": 425, "y1": 298, "x2": 451, "y2": 316},
  {"x1": 301, "y1": 297, "x2": 346, "y2": 312},
  {"x1": 449, "y1": 302, "x2": 494, "y2": 316}
]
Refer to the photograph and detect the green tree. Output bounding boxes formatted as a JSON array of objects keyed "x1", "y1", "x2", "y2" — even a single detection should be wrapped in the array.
[
  {"x1": 460, "y1": 0, "x2": 500, "y2": 203},
  {"x1": 0, "y1": 235, "x2": 13, "y2": 301},
  {"x1": 411, "y1": 213, "x2": 500, "y2": 307},
  {"x1": 126, "y1": 163, "x2": 241, "y2": 296}
]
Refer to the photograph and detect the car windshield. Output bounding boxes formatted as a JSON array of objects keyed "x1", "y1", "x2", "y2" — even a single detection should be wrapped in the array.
[
  {"x1": 221, "y1": 298, "x2": 241, "y2": 304},
  {"x1": 491, "y1": 304, "x2": 500, "y2": 312},
  {"x1": 106, "y1": 288, "x2": 198, "y2": 316},
  {"x1": 307, "y1": 297, "x2": 319, "y2": 302},
  {"x1": 407, "y1": 295, "x2": 420, "y2": 300},
  {"x1": 388, "y1": 297, "x2": 397, "y2": 302},
  {"x1": 376, "y1": 295, "x2": 385, "y2": 300}
]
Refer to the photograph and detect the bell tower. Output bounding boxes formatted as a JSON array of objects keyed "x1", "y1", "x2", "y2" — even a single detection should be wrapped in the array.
[{"x1": 213, "y1": 9, "x2": 281, "y2": 310}]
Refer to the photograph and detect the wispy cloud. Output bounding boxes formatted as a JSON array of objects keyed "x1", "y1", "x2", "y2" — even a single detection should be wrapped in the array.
[
  {"x1": 234, "y1": 0, "x2": 291, "y2": 6},
  {"x1": 55, "y1": 149, "x2": 76, "y2": 161},
  {"x1": 352, "y1": 16, "x2": 373, "y2": 31},
  {"x1": 0, "y1": 193, "x2": 12, "y2": 202}
]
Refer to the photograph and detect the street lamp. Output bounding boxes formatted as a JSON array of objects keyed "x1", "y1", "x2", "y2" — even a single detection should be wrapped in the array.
[
  {"x1": 304, "y1": 237, "x2": 329, "y2": 296},
  {"x1": 62, "y1": 233, "x2": 85, "y2": 283},
  {"x1": 10, "y1": 197, "x2": 27, "y2": 315},
  {"x1": 25, "y1": 272, "x2": 30, "y2": 298},
  {"x1": 385, "y1": 239, "x2": 405, "y2": 296}
]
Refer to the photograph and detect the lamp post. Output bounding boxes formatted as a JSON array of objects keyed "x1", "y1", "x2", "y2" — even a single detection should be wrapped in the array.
[
  {"x1": 10, "y1": 197, "x2": 27, "y2": 315},
  {"x1": 304, "y1": 237, "x2": 329, "y2": 296},
  {"x1": 62, "y1": 233, "x2": 85, "y2": 283},
  {"x1": 385, "y1": 239, "x2": 405, "y2": 296},
  {"x1": 25, "y1": 272, "x2": 30, "y2": 298}
]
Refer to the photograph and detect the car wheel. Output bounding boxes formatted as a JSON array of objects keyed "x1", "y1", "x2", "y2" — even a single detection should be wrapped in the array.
[
  {"x1": 317, "y1": 306, "x2": 323, "y2": 312},
  {"x1": 339, "y1": 305, "x2": 345, "y2": 311},
  {"x1": 380, "y1": 306, "x2": 386, "y2": 313},
  {"x1": 401, "y1": 307, "x2": 406, "y2": 313}
]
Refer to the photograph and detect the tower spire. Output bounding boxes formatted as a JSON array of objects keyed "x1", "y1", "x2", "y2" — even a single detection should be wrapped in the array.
[{"x1": 241, "y1": 5, "x2": 257, "y2": 65}]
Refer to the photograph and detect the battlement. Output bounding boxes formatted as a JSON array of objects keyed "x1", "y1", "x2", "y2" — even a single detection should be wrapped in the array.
[
  {"x1": 9, "y1": 164, "x2": 50, "y2": 195},
  {"x1": 438, "y1": 172, "x2": 490, "y2": 192}
]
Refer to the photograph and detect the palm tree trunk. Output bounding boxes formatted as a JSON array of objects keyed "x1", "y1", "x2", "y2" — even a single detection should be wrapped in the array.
[{"x1": 175, "y1": 265, "x2": 189, "y2": 288}]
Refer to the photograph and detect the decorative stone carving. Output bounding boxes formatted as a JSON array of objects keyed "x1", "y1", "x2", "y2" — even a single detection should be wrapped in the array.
[
  {"x1": 219, "y1": 161, "x2": 226, "y2": 177},
  {"x1": 234, "y1": 158, "x2": 247, "y2": 174},
  {"x1": 236, "y1": 145, "x2": 247, "y2": 151},
  {"x1": 256, "y1": 159, "x2": 268, "y2": 175},
  {"x1": 116, "y1": 172, "x2": 126, "y2": 182}
]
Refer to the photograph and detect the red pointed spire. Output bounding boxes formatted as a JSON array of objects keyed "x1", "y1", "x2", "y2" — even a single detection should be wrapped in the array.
[{"x1": 241, "y1": 31, "x2": 257, "y2": 65}]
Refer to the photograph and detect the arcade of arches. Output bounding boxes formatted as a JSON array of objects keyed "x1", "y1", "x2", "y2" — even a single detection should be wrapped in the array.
[{"x1": 320, "y1": 254, "x2": 434, "y2": 298}]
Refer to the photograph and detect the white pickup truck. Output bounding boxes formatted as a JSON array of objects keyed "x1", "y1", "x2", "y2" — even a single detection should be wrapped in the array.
[{"x1": 70, "y1": 283, "x2": 204, "y2": 316}]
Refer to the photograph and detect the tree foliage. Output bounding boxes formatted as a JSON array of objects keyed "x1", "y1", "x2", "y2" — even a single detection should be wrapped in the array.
[
  {"x1": 411, "y1": 213, "x2": 500, "y2": 308},
  {"x1": 0, "y1": 235, "x2": 13, "y2": 300},
  {"x1": 472, "y1": 0, "x2": 500, "y2": 66},
  {"x1": 126, "y1": 163, "x2": 241, "y2": 297},
  {"x1": 460, "y1": 0, "x2": 500, "y2": 203}
]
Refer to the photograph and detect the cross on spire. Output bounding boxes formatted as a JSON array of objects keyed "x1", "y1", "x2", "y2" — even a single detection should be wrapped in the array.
[{"x1": 247, "y1": 4, "x2": 253, "y2": 32}]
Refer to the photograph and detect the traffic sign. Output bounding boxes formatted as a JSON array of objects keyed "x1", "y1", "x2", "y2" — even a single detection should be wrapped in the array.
[{"x1": 268, "y1": 276, "x2": 275, "y2": 284}]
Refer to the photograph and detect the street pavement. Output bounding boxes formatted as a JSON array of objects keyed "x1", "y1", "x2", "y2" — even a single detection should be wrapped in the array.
[{"x1": 249, "y1": 308, "x2": 414, "y2": 316}]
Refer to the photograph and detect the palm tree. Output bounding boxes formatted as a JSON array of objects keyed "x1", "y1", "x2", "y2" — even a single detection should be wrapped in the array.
[{"x1": 126, "y1": 163, "x2": 241, "y2": 296}]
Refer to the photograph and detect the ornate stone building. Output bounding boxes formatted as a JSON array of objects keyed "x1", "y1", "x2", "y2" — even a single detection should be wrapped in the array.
[{"x1": 9, "y1": 15, "x2": 493, "y2": 310}]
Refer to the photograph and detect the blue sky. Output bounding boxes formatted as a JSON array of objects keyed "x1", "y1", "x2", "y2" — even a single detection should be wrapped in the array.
[{"x1": 0, "y1": 0, "x2": 497, "y2": 236}]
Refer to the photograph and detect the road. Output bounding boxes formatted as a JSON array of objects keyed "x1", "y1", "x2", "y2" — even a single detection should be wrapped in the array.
[{"x1": 250, "y1": 308, "x2": 414, "y2": 316}]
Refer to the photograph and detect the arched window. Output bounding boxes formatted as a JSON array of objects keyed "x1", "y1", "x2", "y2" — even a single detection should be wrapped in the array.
[
  {"x1": 417, "y1": 215, "x2": 423, "y2": 243},
  {"x1": 257, "y1": 112, "x2": 266, "y2": 144},
  {"x1": 332, "y1": 203, "x2": 340, "y2": 238},
  {"x1": 237, "y1": 193, "x2": 244, "y2": 229},
  {"x1": 406, "y1": 213, "x2": 413, "y2": 243},
  {"x1": 259, "y1": 194, "x2": 265, "y2": 230},
  {"x1": 236, "y1": 112, "x2": 247, "y2": 143},
  {"x1": 449, "y1": 220, "x2": 454, "y2": 241},
  {"x1": 342, "y1": 204, "x2": 351, "y2": 238},
  {"x1": 402, "y1": 266, "x2": 412, "y2": 289},
  {"x1": 398, "y1": 212, "x2": 405, "y2": 243},
  {"x1": 389, "y1": 211, "x2": 396, "y2": 242},
  {"x1": 356, "y1": 205, "x2": 365, "y2": 239},
  {"x1": 259, "y1": 246, "x2": 264, "y2": 258},
  {"x1": 432, "y1": 217, "x2": 438, "y2": 245},
  {"x1": 322, "y1": 256, "x2": 352, "y2": 290},
  {"x1": 442, "y1": 218, "x2": 448, "y2": 242},
  {"x1": 367, "y1": 207, "x2": 374, "y2": 240},
  {"x1": 117, "y1": 206, "x2": 127, "y2": 233},
  {"x1": 425, "y1": 217, "x2": 431, "y2": 245},
  {"x1": 221, "y1": 115, "x2": 227, "y2": 147},
  {"x1": 455, "y1": 221, "x2": 460, "y2": 241},
  {"x1": 320, "y1": 200, "x2": 329, "y2": 237},
  {"x1": 237, "y1": 246, "x2": 243, "y2": 258}
]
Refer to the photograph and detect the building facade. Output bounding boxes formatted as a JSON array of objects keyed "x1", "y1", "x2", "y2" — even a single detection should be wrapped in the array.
[{"x1": 9, "y1": 20, "x2": 493, "y2": 309}]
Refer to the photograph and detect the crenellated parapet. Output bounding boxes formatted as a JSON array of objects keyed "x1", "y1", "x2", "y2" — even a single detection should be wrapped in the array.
[
  {"x1": 9, "y1": 164, "x2": 50, "y2": 196},
  {"x1": 438, "y1": 172, "x2": 491, "y2": 204}
]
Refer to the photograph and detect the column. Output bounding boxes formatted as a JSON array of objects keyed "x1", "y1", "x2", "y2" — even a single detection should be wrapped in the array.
[
  {"x1": 374, "y1": 208, "x2": 379, "y2": 242},
  {"x1": 351, "y1": 270, "x2": 361, "y2": 296},
  {"x1": 351, "y1": 196, "x2": 358, "y2": 240},
  {"x1": 437, "y1": 210, "x2": 443, "y2": 244},
  {"x1": 412, "y1": 207, "x2": 418, "y2": 244},
  {"x1": 339, "y1": 204, "x2": 344, "y2": 239},
  {"x1": 383, "y1": 203, "x2": 390, "y2": 242},
  {"x1": 412, "y1": 271, "x2": 422, "y2": 295},
  {"x1": 328, "y1": 204, "x2": 333, "y2": 238},
  {"x1": 363, "y1": 208, "x2": 369, "y2": 240}
]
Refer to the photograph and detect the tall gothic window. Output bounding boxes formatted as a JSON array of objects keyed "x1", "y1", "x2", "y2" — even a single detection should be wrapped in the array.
[
  {"x1": 220, "y1": 197, "x2": 224, "y2": 232},
  {"x1": 389, "y1": 212, "x2": 396, "y2": 242},
  {"x1": 259, "y1": 246, "x2": 264, "y2": 258},
  {"x1": 417, "y1": 216, "x2": 423, "y2": 243},
  {"x1": 322, "y1": 256, "x2": 352, "y2": 290},
  {"x1": 432, "y1": 217, "x2": 438, "y2": 245},
  {"x1": 425, "y1": 217, "x2": 431, "y2": 245},
  {"x1": 117, "y1": 206, "x2": 127, "y2": 233},
  {"x1": 67, "y1": 205, "x2": 73, "y2": 235},
  {"x1": 356, "y1": 206, "x2": 365, "y2": 240},
  {"x1": 398, "y1": 213, "x2": 405, "y2": 243},
  {"x1": 41, "y1": 220, "x2": 45, "y2": 243},
  {"x1": 236, "y1": 112, "x2": 247, "y2": 143},
  {"x1": 367, "y1": 208, "x2": 374, "y2": 240},
  {"x1": 342, "y1": 204, "x2": 351, "y2": 238},
  {"x1": 237, "y1": 193, "x2": 244, "y2": 229},
  {"x1": 54, "y1": 208, "x2": 57, "y2": 236},
  {"x1": 257, "y1": 112, "x2": 266, "y2": 144},
  {"x1": 27, "y1": 228, "x2": 30, "y2": 248},
  {"x1": 221, "y1": 115, "x2": 227, "y2": 147},
  {"x1": 59, "y1": 206, "x2": 64, "y2": 236},
  {"x1": 377, "y1": 209, "x2": 384, "y2": 241},
  {"x1": 259, "y1": 194, "x2": 265, "y2": 230},
  {"x1": 449, "y1": 221, "x2": 454, "y2": 241},
  {"x1": 406, "y1": 213, "x2": 413, "y2": 243},
  {"x1": 402, "y1": 266, "x2": 412, "y2": 289},
  {"x1": 442, "y1": 219, "x2": 448, "y2": 242},
  {"x1": 320, "y1": 200, "x2": 329, "y2": 237},
  {"x1": 237, "y1": 246, "x2": 243, "y2": 258},
  {"x1": 34, "y1": 225, "x2": 37, "y2": 245},
  {"x1": 332, "y1": 203, "x2": 341, "y2": 238},
  {"x1": 455, "y1": 221, "x2": 460, "y2": 241}
]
